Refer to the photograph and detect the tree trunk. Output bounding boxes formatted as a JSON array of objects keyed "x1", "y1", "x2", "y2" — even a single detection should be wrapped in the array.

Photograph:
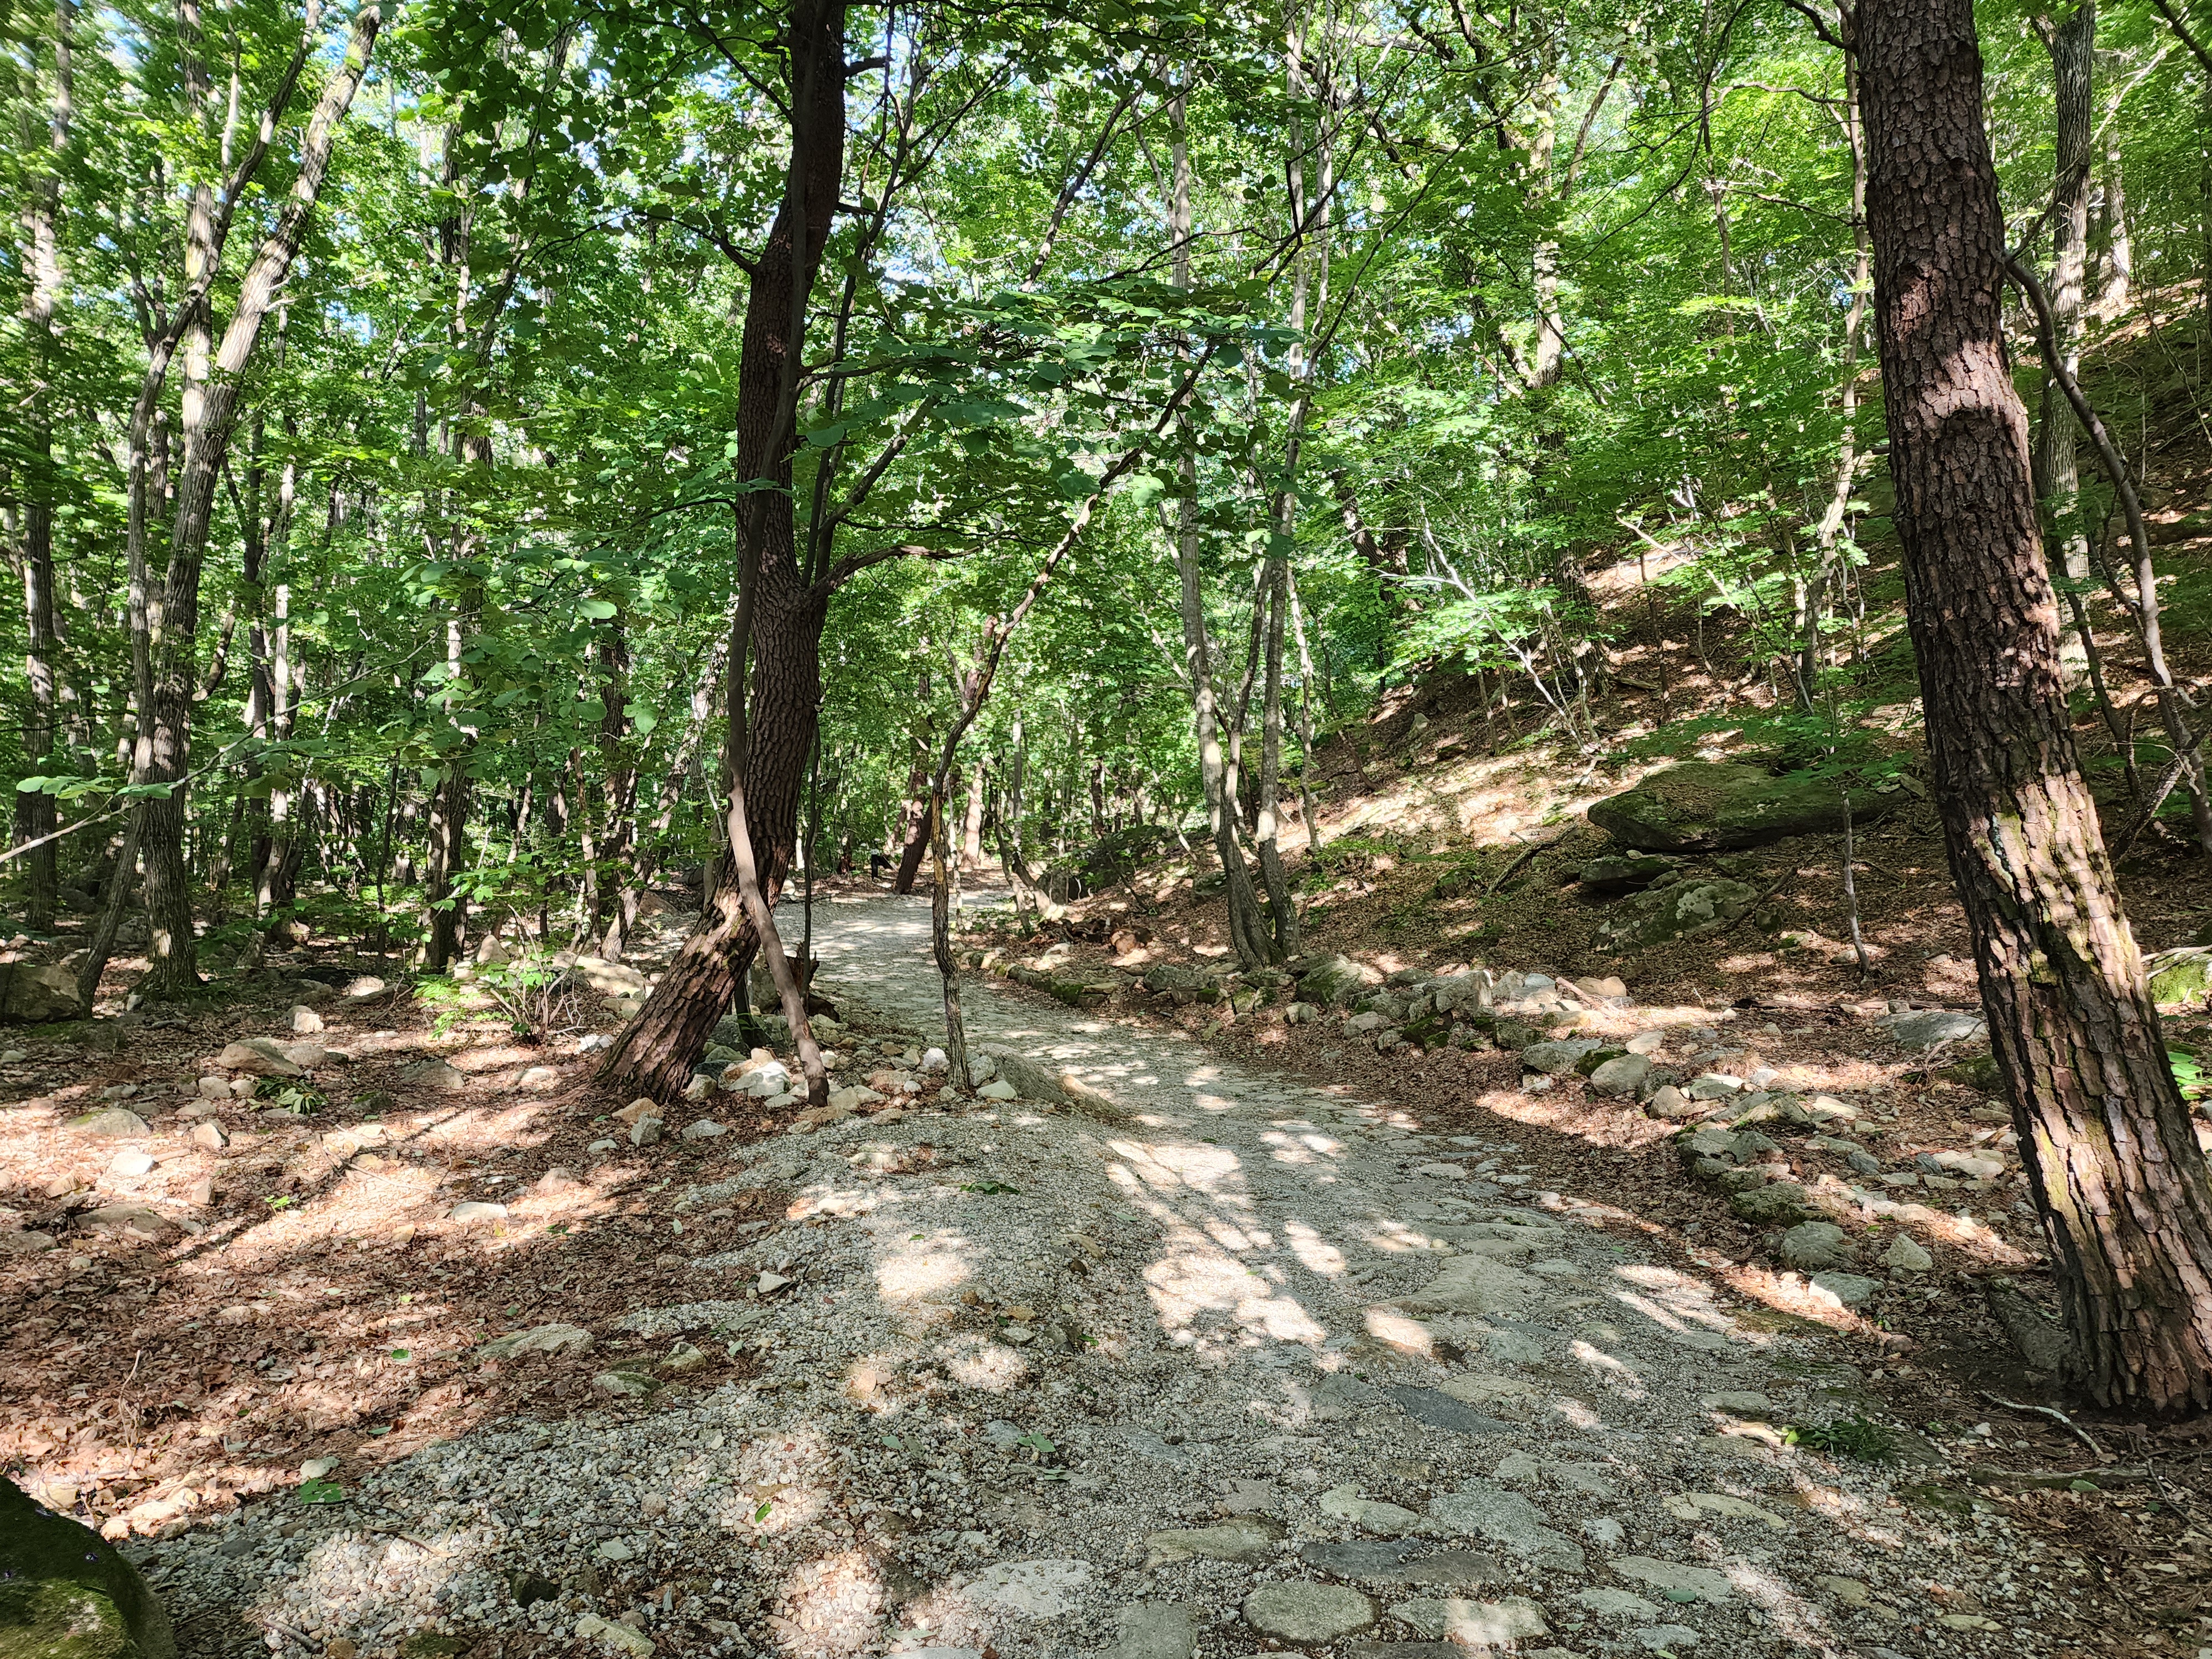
[
  {"x1": 138, "y1": 2, "x2": 382, "y2": 994},
  {"x1": 961, "y1": 760, "x2": 985, "y2": 870},
  {"x1": 594, "y1": 618, "x2": 640, "y2": 961},
  {"x1": 890, "y1": 670, "x2": 932, "y2": 893},
  {"x1": 2032, "y1": 2, "x2": 2095, "y2": 670},
  {"x1": 597, "y1": 0, "x2": 846, "y2": 1102},
  {"x1": 1860, "y1": 0, "x2": 2212, "y2": 1414},
  {"x1": 2090, "y1": 128, "x2": 2131, "y2": 321}
]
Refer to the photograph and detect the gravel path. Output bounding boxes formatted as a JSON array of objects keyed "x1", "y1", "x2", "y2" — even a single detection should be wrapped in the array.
[{"x1": 138, "y1": 891, "x2": 2069, "y2": 1659}]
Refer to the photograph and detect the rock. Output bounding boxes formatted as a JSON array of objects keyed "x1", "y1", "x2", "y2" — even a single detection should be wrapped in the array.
[
  {"x1": 84, "y1": 1204, "x2": 166, "y2": 1234},
  {"x1": 1111, "y1": 1602, "x2": 1197, "y2": 1659},
  {"x1": 977, "y1": 1079, "x2": 1019, "y2": 1100},
  {"x1": 1412, "y1": 1162, "x2": 1468, "y2": 1181},
  {"x1": 1609, "y1": 1557, "x2": 1733, "y2": 1603},
  {"x1": 1816, "y1": 1575, "x2": 1871, "y2": 1608},
  {"x1": 68, "y1": 1109, "x2": 148, "y2": 1139},
  {"x1": 1879, "y1": 1009, "x2": 1987, "y2": 1047},
  {"x1": 756, "y1": 1271, "x2": 794, "y2": 1295},
  {"x1": 1730, "y1": 1186, "x2": 1810, "y2": 1224},
  {"x1": 575, "y1": 1612, "x2": 655, "y2": 1657},
  {"x1": 398, "y1": 1060, "x2": 467, "y2": 1092},
  {"x1": 982, "y1": 1048, "x2": 1065, "y2": 1102},
  {"x1": 536, "y1": 1167, "x2": 579, "y2": 1193},
  {"x1": 1318, "y1": 1485, "x2": 1425, "y2": 1537},
  {"x1": 479, "y1": 1323, "x2": 593, "y2": 1359},
  {"x1": 300, "y1": 1457, "x2": 340, "y2": 1480},
  {"x1": 1779, "y1": 1221, "x2": 1857, "y2": 1270},
  {"x1": 1588, "y1": 761, "x2": 1901, "y2": 851},
  {"x1": 1881, "y1": 1234, "x2": 1934, "y2": 1272},
  {"x1": 290, "y1": 1005, "x2": 325, "y2": 1034},
  {"x1": 614, "y1": 1098, "x2": 658, "y2": 1124},
  {"x1": 1520, "y1": 1038, "x2": 1603, "y2": 1076},
  {"x1": 1587, "y1": 1055, "x2": 1652, "y2": 1098},
  {"x1": 0, "y1": 1230, "x2": 56, "y2": 1256},
  {"x1": 0, "y1": 962, "x2": 81, "y2": 1022},
  {"x1": 1700, "y1": 1392, "x2": 1776, "y2": 1418},
  {"x1": 448, "y1": 1202, "x2": 508, "y2": 1225},
  {"x1": 1576, "y1": 1588, "x2": 1663, "y2": 1623},
  {"x1": 342, "y1": 975, "x2": 387, "y2": 999},
  {"x1": 1144, "y1": 1518, "x2": 1284, "y2": 1568},
  {"x1": 508, "y1": 1572, "x2": 559, "y2": 1608},
  {"x1": 1578, "y1": 854, "x2": 1677, "y2": 893},
  {"x1": 109, "y1": 1150, "x2": 156, "y2": 1177},
  {"x1": 680, "y1": 1119, "x2": 726, "y2": 1141},
  {"x1": 0, "y1": 1472, "x2": 178, "y2": 1656},
  {"x1": 1396, "y1": 1256, "x2": 1538, "y2": 1316},
  {"x1": 1808, "y1": 1271, "x2": 1880, "y2": 1309},
  {"x1": 1426, "y1": 1483, "x2": 1585, "y2": 1572},
  {"x1": 195, "y1": 1076, "x2": 229, "y2": 1100},
  {"x1": 2148, "y1": 946, "x2": 2212, "y2": 1006},
  {"x1": 1645, "y1": 1085, "x2": 1695, "y2": 1120},
  {"x1": 1597, "y1": 879, "x2": 1761, "y2": 950},
  {"x1": 519, "y1": 1066, "x2": 560, "y2": 1091},
  {"x1": 1384, "y1": 1385, "x2": 1512, "y2": 1436},
  {"x1": 963, "y1": 1559, "x2": 1093, "y2": 1618},
  {"x1": 590, "y1": 1370, "x2": 659, "y2": 1397},
  {"x1": 1297, "y1": 954, "x2": 1373, "y2": 1008},
  {"x1": 1240, "y1": 1582, "x2": 1376, "y2": 1644},
  {"x1": 568, "y1": 957, "x2": 648, "y2": 999},
  {"x1": 219, "y1": 1038, "x2": 303, "y2": 1077},
  {"x1": 1391, "y1": 1596, "x2": 1548, "y2": 1646},
  {"x1": 1634, "y1": 1623, "x2": 1702, "y2": 1650},
  {"x1": 629, "y1": 1117, "x2": 662, "y2": 1146}
]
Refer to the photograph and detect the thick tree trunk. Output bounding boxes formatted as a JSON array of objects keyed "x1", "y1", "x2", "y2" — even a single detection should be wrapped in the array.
[
  {"x1": 138, "y1": 3, "x2": 382, "y2": 994},
  {"x1": 1860, "y1": 0, "x2": 2212, "y2": 1414},
  {"x1": 597, "y1": 0, "x2": 845, "y2": 1101}
]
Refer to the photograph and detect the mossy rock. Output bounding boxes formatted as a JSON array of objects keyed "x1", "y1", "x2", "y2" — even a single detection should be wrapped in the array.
[
  {"x1": 1729, "y1": 1185, "x2": 1811, "y2": 1224},
  {"x1": 1572, "y1": 1046, "x2": 1628, "y2": 1077},
  {"x1": 0, "y1": 1477, "x2": 176, "y2": 1658},
  {"x1": 1596, "y1": 879, "x2": 1760, "y2": 950},
  {"x1": 2147, "y1": 948, "x2": 2211, "y2": 1008},
  {"x1": 1587, "y1": 763, "x2": 1905, "y2": 852}
]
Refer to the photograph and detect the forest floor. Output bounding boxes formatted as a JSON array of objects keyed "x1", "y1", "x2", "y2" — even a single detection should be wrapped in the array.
[{"x1": 6, "y1": 884, "x2": 2211, "y2": 1659}]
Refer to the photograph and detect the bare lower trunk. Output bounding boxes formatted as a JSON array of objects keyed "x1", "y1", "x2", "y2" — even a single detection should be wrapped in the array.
[
  {"x1": 930, "y1": 794, "x2": 969, "y2": 1088},
  {"x1": 961, "y1": 761, "x2": 985, "y2": 870},
  {"x1": 1255, "y1": 559, "x2": 1298, "y2": 956},
  {"x1": 2032, "y1": 2, "x2": 2095, "y2": 670},
  {"x1": 1861, "y1": 0, "x2": 2212, "y2": 1413}
]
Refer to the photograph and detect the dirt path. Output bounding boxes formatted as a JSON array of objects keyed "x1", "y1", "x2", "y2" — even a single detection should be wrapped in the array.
[{"x1": 129, "y1": 893, "x2": 2085, "y2": 1659}]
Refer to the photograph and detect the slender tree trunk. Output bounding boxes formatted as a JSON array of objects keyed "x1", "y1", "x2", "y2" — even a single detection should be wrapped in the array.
[
  {"x1": 598, "y1": 0, "x2": 846, "y2": 1102},
  {"x1": 1860, "y1": 0, "x2": 2212, "y2": 1413},
  {"x1": 2091, "y1": 128, "x2": 2131, "y2": 321},
  {"x1": 1255, "y1": 560, "x2": 1298, "y2": 956},
  {"x1": 961, "y1": 760, "x2": 985, "y2": 870},
  {"x1": 595, "y1": 618, "x2": 640, "y2": 961},
  {"x1": 1287, "y1": 566, "x2": 1324, "y2": 849},
  {"x1": 2032, "y1": 2, "x2": 2096, "y2": 674},
  {"x1": 138, "y1": 2, "x2": 382, "y2": 994},
  {"x1": 1801, "y1": 54, "x2": 1871, "y2": 696},
  {"x1": 891, "y1": 671, "x2": 932, "y2": 893}
]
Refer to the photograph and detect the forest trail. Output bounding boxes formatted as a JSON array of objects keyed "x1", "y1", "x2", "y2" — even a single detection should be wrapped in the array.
[{"x1": 138, "y1": 891, "x2": 2064, "y2": 1658}]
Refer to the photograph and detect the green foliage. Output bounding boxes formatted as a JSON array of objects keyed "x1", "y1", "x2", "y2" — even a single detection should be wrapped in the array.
[{"x1": 1787, "y1": 1417, "x2": 1898, "y2": 1461}]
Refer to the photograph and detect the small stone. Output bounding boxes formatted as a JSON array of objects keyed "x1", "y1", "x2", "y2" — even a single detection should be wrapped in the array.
[
  {"x1": 536, "y1": 1167, "x2": 579, "y2": 1193},
  {"x1": 448, "y1": 1201, "x2": 508, "y2": 1224},
  {"x1": 300, "y1": 1457, "x2": 340, "y2": 1480},
  {"x1": 680, "y1": 1119, "x2": 726, "y2": 1141},
  {"x1": 1780, "y1": 1221, "x2": 1857, "y2": 1270},
  {"x1": 343, "y1": 975, "x2": 388, "y2": 999},
  {"x1": 191, "y1": 1121, "x2": 227, "y2": 1150},
  {"x1": 1817, "y1": 1575, "x2": 1871, "y2": 1608},
  {"x1": 1634, "y1": 1624, "x2": 1702, "y2": 1650},
  {"x1": 629, "y1": 1117, "x2": 663, "y2": 1146},
  {"x1": 1881, "y1": 1234, "x2": 1934, "y2": 1272},
  {"x1": 1412, "y1": 1162, "x2": 1468, "y2": 1180},
  {"x1": 0, "y1": 1230, "x2": 57, "y2": 1255},
  {"x1": 219, "y1": 1039, "x2": 304, "y2": 1078},
  {"x1": 1241, "y1": 1581, "x2": 1376, "y2": 1644},
  {"x1": 591, "y1": 1371, "x2": 659, "y2": 1397},
  {"x1": 1576, "y1": 1588, "x2": 1662, "y2": 1623},
  {"x1": 290, "y1": 1005, "x2": 325, "y2": 1034},
  {"x1": 1391, "y1": 1595, "x2": 1548, "y2": 1646},
  {"x1": 1882, "y1": 1009, "x2": 1986, "y2": 1047},
  {"x1": 1318, "y1": 1485, "x2": 1425, "y2": 1537},
  {"x1": 1587, "y1": 1054, "x2": 1652, "y2": 1098},
  {"x1": 109, "y1": 1150, "x2": 156, "y2": 1177},
  {"x1": 575, "y1": 1612, "x2": 655, "y2": 1658},
  {"x1": 398, "y1": 1059, "x2": 466, "y2": 1093},
  {"x1": 1688, "y1": 1071, "x2": 1743, "y2": 1099},
  {"x1": 1426, "y1": 1483, "x2": 1584, "y2": 1572},
  {"x1": 196, "y1": 1075, "x2": 230, "y2": 1099},
  {"x1": 325, "y1": 1641, "x2": 358, "y2": 1659},
  {"x1": 509, "y1": 1572, "x2": 560, "y2": 1608},
  {"x1": 1700, "y1": 1392, "x2": 1776, "y2": 1418},
  {"x1": 978, "y1": 1079, "x2": 1019, "y2": 1100},
  {"x1": 920, "y1": 1047, "x2": 950, "y2": 1073},
  {"x1": 1645, "y1": 1085, "x2": 1696, "y2": 1120},
  {"x1": 68, "y1": 1108, "x2": 149, "y2": 1139},
  {"x1": 756, "y1": 1271, "x2": 794, "y2": 1295},
  {"x1": 519, "y1": 1066, "x2": 560, "y2": 1091},
  {"x1": 479, "y1": 1322, "x2": 593, "y2": 1359},
  {"x1": 1625, "y1": 1031, "x2": 1666, "y2": 1055}
]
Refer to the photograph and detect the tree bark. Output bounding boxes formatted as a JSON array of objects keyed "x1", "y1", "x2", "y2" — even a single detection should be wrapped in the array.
[
  {"x1": 137, "y1": 2, "x2": 382, "y2": 994},
  {"x1": 597, "y1": 0, "x2": 846, "y2": 1102},
  {"x1": 1859, "y1": 0, "x2": 2212, "y2": 1414}
]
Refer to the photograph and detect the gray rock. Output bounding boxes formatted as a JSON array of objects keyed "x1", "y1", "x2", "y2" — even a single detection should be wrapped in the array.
[
  {"x1": 1520, "y1": 1039, "x2": 1603, "y2": 1076},
  {"x1": 343, "y1": 975, "x2": 388, "y2": 999},
  {"x1": 1576, "y1": 1587, "x2": 1663, "y2": 1623},
  {"x1": 1383, "y1": 1386, "x2": 1512, "y2": 1436},
  {"x1": 398, "y1": 1058, "x2": 467, "y2": 1092},
  {"x1": 1635, "y1": 1624, "x2": 1702, "y2": 1650},
  {"x1": 680, "y1": 1119, "x2": 727, "y2": 1141},
  {"x1": 1390, "y1": 1596, "x2": 1548, "y2": 1646},
  {"x1": 1426, "y1": 1483, "x2": 1585, "y2": 1572},
  {"x1": 1297, "y1": 954, "x2": 1372, "y2": 1008},
  {"x1": 1144, "y1": 1518, "x2": 1284, "y2": 1567},
  {"x1": 1645, "y1": 1085, "x2": 1696, "y2": 1120},
  {"x1": 1880, "y1": 1009, "x2": 1987, "y2": 1047},
  {"x1": 448, "y1": 1201, "x2": 509, "y2": 1224},
  {"x1": 591, "y1": 1370, "x2": 660, "y2": 1397},
  {"x1": 0, "y1": 963, "x2": 80, "y2": 1021},
  {"x1": 1300, "y1": 1541, "x2": 1417, "y2": 1579},
  {"x1": 1112, "y1": 1603, "x2": 1197, "y2": 1659},
  {"x1": 1598, "y1": 880, "x2": 1761, "y2": 950},
  {"x1": 1578, "y1": 853, "x2": 1677, "y2": 893},
  {"x1": 630, "y1": 1117, "x2": 663, "y2": 1146},
  {"x1": 983, "y1": 1047, "x2": 1066, "y2": 1102},
  {"x1": 220, "y1": 1038, "x2": 304, "y2": 1078},
  {"x1": 479, "y1": 1322, "x2": 594, "y2": 1358},
  {"x1": 1809, "y1": 1271, "x2": 1880, "y2": 1308},
  {"x1": 1778, "y1": 1222, "x2": 1857, "y2": 1270},
  {"x1": 1369, "y1": 1551, "x2": 1498, "y2": 1590},
  {"x1": 67, "y1": 1108, "x2": 149, "y2": 1139},
  {"x1": 1, "y1": 1472, "x2": 178, "y2": 1655},
  {"x1": 1881, "y1": 1234, "x2": 1934, "y2": 1272},
  {"x1": 1687, "y1": 1071, "x2": 1744, "y2": 1099},
  {"x1": 1241, "y1": 1582, "x2": 1376, "y2": 1644},
  {"x1": 1586, "y1": 1054, "x2": 1652, "y2": 1098},
  {"x1": 1609, "y1": 1557, "x2": 1733, "y2": 1602}
]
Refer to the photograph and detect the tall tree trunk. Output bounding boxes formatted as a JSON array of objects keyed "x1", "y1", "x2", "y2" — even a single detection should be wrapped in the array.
[
  {"x1": 1167, "y1": 82, "x2": 1272, "y2": 968},
  {"x1": 2032, "y1": 2, "x2": 2096, "y2": 673},
  {"x1": 1860, "y1": 0, "x2": 2212, "y2": 1413},
  {"x1": 961, "y1": 760, "x2": 985, "y2": 871},
  {"x1": 1255, "y1": 560, "x2": 1298, "y2": 956},
  {"x1": 14, "y1": 0, "x2": 72, "y2": 935},
  {"x1": 597, "y1": 0, "x2": 846, "y2": 1102},
  {"x1": 594, "y1": 617, "x2": 640, "y2": 961},
  {"x1": 890, "y1": 671, "x2": 932, "y2": 893},
  {"x1": 137, "y1": 3, "x2": 382, "y2": 994},
  {"x1": 2090, "y1": 128, "x2": 2131, "y2": 321}
]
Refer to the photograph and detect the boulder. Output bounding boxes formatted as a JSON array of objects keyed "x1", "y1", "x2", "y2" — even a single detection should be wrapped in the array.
[
  {"x1": 0, "y1": 1473, "x2": 178, "y2": 1656},
  {"x1": 0, "y1": 963, "x2": 80, "y2": 1022},
  {"x1": 1520, "y1": 1039, "x2": 1603, "y2": 1076},
  {"x1": 1585, "y1": 1054, "x2": 1652, "y2": 1098},
  {"x1": 218, "y1": 1039, "x2": 303, "y2": 1078},
  {"x1": 1296, "y1": 954, "x2": 1373, "y2": 1008},
  {"x1": 983, "y1": 1048, "x2": 1067, "y2": 1102},
  {"x1": 1779, "y1": 1222, "x2": 1857, "y2": 1270},
  {"x1": 1879, "y1": 1009, "x2": 1987, "y2": 1048},
  {"x1": 1588, "y1": 761, "x2": 1903, "y2": 852},
  {"x1": 1597, "y1": 879, "x2": 1760, "y2": 950}
]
